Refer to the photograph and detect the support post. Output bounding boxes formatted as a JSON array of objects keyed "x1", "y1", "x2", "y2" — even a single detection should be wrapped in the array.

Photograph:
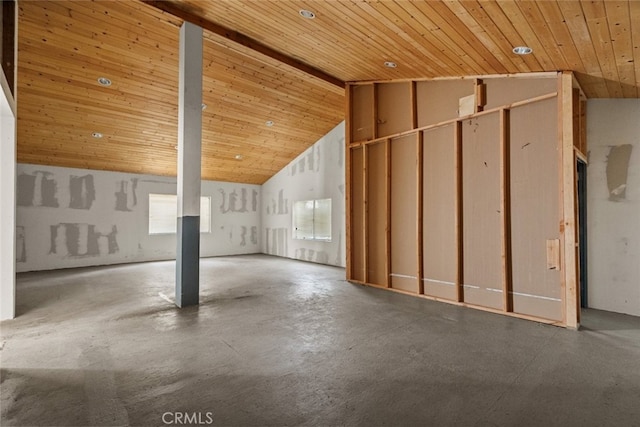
[{"x1": 176, "y1": 22, "x2": 203, "y2": 308}]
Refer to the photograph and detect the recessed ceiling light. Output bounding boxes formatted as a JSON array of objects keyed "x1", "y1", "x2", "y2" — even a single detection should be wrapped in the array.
[
  {"x1": 201, "y1": 103, "x2": 207, "y2": 111},
  {"x1": 513, "y1": 46, "x2": 533, "y2": 55},
  {"x1": 299, "y1": 9, "x2": 315, "y2": 19},
  {"x1": 235, "y1": 154, "x2": 243, "y2": 160},
  {"x1": 384, "y1": 61, "x2": 397, "y2": 68},
  {"x1": 265, "y1": 120, "x2": 274, "y2": 127},
  {"x1": 91, "y1": 132, "x2": 103, "y2": 138},
  {"x1": 97, "y1": 77, "x2": 111, "y2": 86}
]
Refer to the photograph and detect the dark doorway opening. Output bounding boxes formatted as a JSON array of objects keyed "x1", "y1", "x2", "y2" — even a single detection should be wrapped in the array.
[{"x1": 577, "y1": 160, "x2": 588, "y2": 308}]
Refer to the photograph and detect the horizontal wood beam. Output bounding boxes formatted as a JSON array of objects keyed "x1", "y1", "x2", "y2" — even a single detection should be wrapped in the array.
[{"x1": 141, "y1": 0, "x2": 345, "y2": 89}]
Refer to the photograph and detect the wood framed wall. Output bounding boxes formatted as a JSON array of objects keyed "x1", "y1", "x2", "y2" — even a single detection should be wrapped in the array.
[{"x1": 346, "y1": 72, "x2": 585, "y2": 328}]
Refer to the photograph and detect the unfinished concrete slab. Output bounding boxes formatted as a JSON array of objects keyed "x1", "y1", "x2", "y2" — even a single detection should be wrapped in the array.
[{"x1": 1, "y1": 255, "x2": 639, "y2": 426}]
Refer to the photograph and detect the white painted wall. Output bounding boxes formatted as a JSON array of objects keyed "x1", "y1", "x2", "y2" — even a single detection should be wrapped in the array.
[
  {"x1": 262, "y1": 122, "x2": 346, "y2": 267},
  {"x1": 16, "y1": 164, "x2": 261, "y2": 272},
  {"x1": 0, "y1": 77, "x2": 16, "y2": 320},
  {"x1": 587, "y1": 99, "x2": 640, "y2": 316}
]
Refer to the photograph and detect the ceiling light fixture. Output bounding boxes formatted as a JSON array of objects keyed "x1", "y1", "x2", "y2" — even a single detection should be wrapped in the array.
[
  {"x1": 235, "y1": 154, "x2": 243, "y2": 160},
  {"x1": 92, "y1": 132, "x2": 103, "y2": 139},
  {"x1": 202, "y1": 103, "x2": 207, "y2": 111},
  {"x1": 265, "y1": 120, "x2": 274, "y2": 127},
  {"x1": 299, "y1": 9, "x2": 316, "y2": 19},
  {"x1": 97, "y1": 77, "x2": 112, "y2": 86},
  {"x1": 512, "y1": 46, "x2": 533, "y2": 55},
  {"x1": 384, "y1": 61, "x2": 397, "y2": 68}
]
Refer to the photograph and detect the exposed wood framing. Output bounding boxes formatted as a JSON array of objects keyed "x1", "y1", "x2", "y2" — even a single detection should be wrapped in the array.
[
  {"x1": 560, "y1": 71, "x2": 579, "y2": 329},
  {"x1": 417, "y1": 131, "x2": 424, "y2": 295},
  {"x1": 363, "y1": 143, "x2": 369, "y2": 284},
  {"x1": 347, "y1": 73, "x2": 584, "y2": 327},
  {"x1": 349, "y1": 92, "x2": 558, "y2": 147},
  {"x1": 345, "y1": 84, "x2": 353, "y2": 280},
  {"x1": 385, "y1": 138, "x2": 392, "y2": 288}
]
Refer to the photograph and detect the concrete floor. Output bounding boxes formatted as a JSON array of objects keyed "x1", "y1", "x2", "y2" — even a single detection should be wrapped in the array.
[{"x1": 1, "y1": 255, "x2": 639, "y2": 427}]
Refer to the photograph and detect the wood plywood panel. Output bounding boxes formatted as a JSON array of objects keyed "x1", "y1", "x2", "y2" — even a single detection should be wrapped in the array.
[
  {"x1": 485, "y1": 77, "x2": 557, "y2": 109},
  {"x1": 351, "y1": 84, "x2": 374, "y2": 142},
  {"x1": 510, "y1": 98, "x2": 562, "y2": 321},
  {"x1": 422, "y1": 124, "x2": 457, "y2": 300},
  {"x1": 416, "y1": 80, "x2": 475, "y2": 127},
  {"x1": 391, "y1": 134, "x2": 418, "y2": 293},
  {"x1": 377, "y1": 82, "x2": 412, "y2": 138},
  {"x1": 462, "y1": 113, "x2": 502, "y2": 310},
  {"x1": 367, "y1": 141, "x2": 387, "y2": 286},
  {"x1": 351, "y1": 147, "x2": 365, "y2": 282}
]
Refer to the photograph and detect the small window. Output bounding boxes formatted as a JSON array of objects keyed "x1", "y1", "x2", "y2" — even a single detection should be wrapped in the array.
[
  {"x1": 149, "y1": 194, "x2": 211, "y2": 235},
  {"x1": 293, "y1": 198, "x2": 331, "y2": 241}
]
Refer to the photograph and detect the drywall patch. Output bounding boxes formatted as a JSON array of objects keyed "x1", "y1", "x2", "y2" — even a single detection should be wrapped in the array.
[
  {"x1": 240, "y1": 226, "x2": 247, "y2": 246},
  {"x1": 115, "y1": 178, "x2": 138, "y2": 212},
  {"x1": 250, "y1": 226, "x2": 258, "y2": 245},
  {"x1": 49, "y1": 223, "x2": 119, "y2": 257},
  {"x1": 219, "y1": 188, "x2": 249, "y2": 213},
  {"x1": 252, "y1": 190, "x2": 258, "y2": 212},
  {"x1": 265, "y1": 227, "x2": 288, "y2": 257},
  {"x1": 69, "y1": 175, "x2": 96, "y2": 210},
  {"x1": 17, "y1": 171, "x2": 59, "y2": 207},
  {"x1": 606, "y1": 144, "x2": 633, "y2": 201},
  {"x1": 16, "y1": 226, "x2": 26, "y2": 263}
]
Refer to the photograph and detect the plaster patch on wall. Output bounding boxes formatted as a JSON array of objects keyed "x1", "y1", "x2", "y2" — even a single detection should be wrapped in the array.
[
  {"x1": 49, "y1": 223, "x2": 119, "y2": 257},
  {"x1": 266, "y1": 228, "x2": 288, "y2": 257},
  {"x1": 252, "y1": 190, "x2": 258, "y2": 212},
  {"x1": 295, "y1": 248, "x2": 329, "y2": 264},
  {"x1": 291, "y1": 163, "x2": 297, "y2": 176},
  {"x1": 298, "y1": 157, "x2": 306, "y2": 174},
  {"x1": 240, "y1": 226, "x2": 247, "y2": 246},
  {"x1": 219, "y1": 188, "x2": 249, "y2": 213},
  {"x1": 16, "y1": 226, "x2": 26, "y2": 263},
  {"x1": 250, "y1": 226, "x2": 258, "y2": 245},
  {"x1": 17, "y1": 171, "x2": 59, "y2": 207},
  {"x1": 306, "y1": 145, "x2": 320, "y2": 172},
  {"x1": 277, "y1": 189, "x2": 288, "y2": 215},
  {"x1": 606, "y1": 144, "x2": 633, "y2": 201},
  {"x1": 334, "y1": 232, "x2": 343, "y2": 266},
  {"x1": 69, "y1": 175, "x2": 96, "y2": 210},
  {"x1": 337, "y1": 136, "x2": 345, "y2": 167},
  {"x1": 115, "y1": 178, "x2": 138, "y2": 212}
]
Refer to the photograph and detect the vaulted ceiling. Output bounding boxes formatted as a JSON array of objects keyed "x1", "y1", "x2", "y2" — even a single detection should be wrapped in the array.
[{"x1": 17, "y1": 1, "x2": 640, "y2": 184}]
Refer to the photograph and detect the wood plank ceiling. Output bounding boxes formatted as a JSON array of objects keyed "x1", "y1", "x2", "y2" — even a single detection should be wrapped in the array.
[{"x1": 17, "y1": 1, "x2": 639, "y2": 184}]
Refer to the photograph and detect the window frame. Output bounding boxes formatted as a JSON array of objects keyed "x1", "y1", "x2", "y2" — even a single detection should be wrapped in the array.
[{"x1": 292, "y1": 198, "x2": 332, "y2": 242}]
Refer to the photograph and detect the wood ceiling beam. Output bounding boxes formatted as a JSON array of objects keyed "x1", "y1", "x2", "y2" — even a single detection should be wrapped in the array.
[{"x1": 141, "y1": 0, "x2": 345, "y2": 89}]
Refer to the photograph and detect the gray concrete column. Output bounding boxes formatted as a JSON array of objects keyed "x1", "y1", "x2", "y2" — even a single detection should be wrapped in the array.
[{"x1": 176, "y1": 21, "x2": 203, "y2": 307}]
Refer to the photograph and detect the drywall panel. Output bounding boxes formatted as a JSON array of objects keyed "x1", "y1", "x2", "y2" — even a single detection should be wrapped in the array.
[
  {"x1": 262, "y1": 122, "x2": 346, "y2": 267},
  {"x1": 416, "y1": 80, "x2": 475, "y2": 127},
  {"x1": 422, "y1": 124, "x2": 457, "y2": 300},
  {"x1": 587, "y1": 99, "x2": 640, "y2": 316},
  {"x1": 367, "y1": 141, "x2": 387, "y2": 286},
  {"x1": 1, "y1": 83, "x2": 15, "y2": 320},
  {"x1": 377, "y1": 82, "x2": 412, "y2": 138},
  {"x1": 462, "y1": 113, "x2": 502, "y2": 309},
  {"x1": 510, "y1": 99, "x2": 562, "y2": 321},
  {"x1": 484, "y1": 77, "x2": 557, "y2": 109},
  {"x1": 16, "y1": 164, "x2": 261, "y2": 272},
  {"x1": 351, "y1": 85, "x2": 374, "y2": 142},
  {"x1": 391, "y1": 134, "x2": 418, "y2": 292},
  {"x1": 351, "y1": 146, "x2": 365, "y2": 281}
]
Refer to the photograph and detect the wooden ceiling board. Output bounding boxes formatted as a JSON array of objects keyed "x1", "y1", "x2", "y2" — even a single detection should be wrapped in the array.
[
  {"x1": 17, "y1": 1, "x2": 639, "y2": 184},
  {"x1": 18, "y1": 1, "x2": 345, "y2": 184}
]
